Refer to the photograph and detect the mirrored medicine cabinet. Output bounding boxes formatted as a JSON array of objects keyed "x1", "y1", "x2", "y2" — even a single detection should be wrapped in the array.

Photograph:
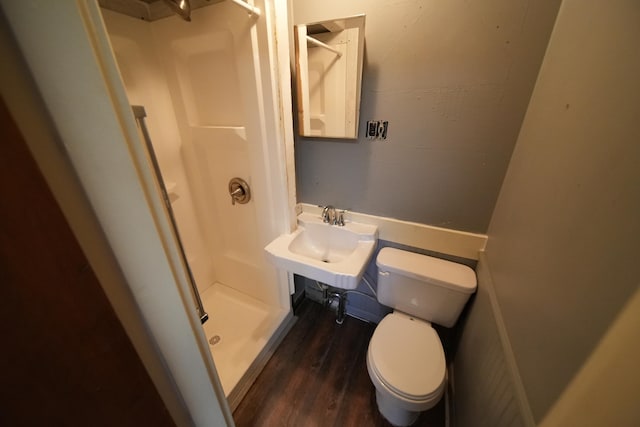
[{"x1": 294, "y1": 15, "x2": 365, "y2": 139}]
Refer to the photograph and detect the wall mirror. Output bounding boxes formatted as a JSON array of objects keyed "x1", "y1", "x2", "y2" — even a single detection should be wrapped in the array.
[{"x1": 294, "y1": 15, "x2": 365, "y2": 139}]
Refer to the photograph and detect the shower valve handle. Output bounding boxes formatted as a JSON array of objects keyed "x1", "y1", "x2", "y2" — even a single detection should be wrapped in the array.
[
  {"x1": 230, "y1": 187, "x2": 244, "y2": 205},
  {"x1": 228, "y1": 177, "x2": 251, "y2": 205}
]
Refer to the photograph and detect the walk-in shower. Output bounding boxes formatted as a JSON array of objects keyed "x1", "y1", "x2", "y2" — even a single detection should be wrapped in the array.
[{"x1": 99, "y1": 0, "x2": 294, "y2": 409}]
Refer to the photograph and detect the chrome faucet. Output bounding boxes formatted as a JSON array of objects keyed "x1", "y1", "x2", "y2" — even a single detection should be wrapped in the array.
[
  {"x1": 321, "y1": 205, "x2": 336, "y2": 224},
  {"x1": 321, "y1": 205, "x2": 346, "y2": 226}
]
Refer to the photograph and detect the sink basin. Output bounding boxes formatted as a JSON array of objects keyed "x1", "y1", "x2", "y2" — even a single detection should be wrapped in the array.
[{"x1": 265, "y1": 212, "x2": 378, "y2": 289}]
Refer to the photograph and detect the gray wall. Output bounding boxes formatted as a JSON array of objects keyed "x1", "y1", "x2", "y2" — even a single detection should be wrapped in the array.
[
  {"x1": 299, "y1": 238, "x2": 476, "y2": 326},
  {"x1": 453, "y1": 257, "x2": 529, "y2": 427},
  {"x1": 292, "y1": 0, "x2": 561, "y2": 233},
  {"x1": 456, "y1": 0, "x2": 640, "y2": 424}
]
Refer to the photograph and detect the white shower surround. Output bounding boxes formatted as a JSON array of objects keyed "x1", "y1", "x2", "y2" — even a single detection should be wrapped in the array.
[{"x1": 101, "y1": 0, "x2": 296, "y2": 410}]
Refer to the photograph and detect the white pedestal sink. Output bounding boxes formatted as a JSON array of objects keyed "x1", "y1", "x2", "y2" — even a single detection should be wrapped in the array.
[{"x1": 265, "y1": 212, "x2": 378, "y2": 289}]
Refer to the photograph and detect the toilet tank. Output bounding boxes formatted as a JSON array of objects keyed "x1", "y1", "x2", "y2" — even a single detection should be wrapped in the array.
[{"x1": 376, "y1": 248, "x2": 477, "y2": 328}]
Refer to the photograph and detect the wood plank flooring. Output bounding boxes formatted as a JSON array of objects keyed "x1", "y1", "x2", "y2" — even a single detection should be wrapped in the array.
[{"x1": 233, "y1": 299, "x2": 445, "y2": 427}]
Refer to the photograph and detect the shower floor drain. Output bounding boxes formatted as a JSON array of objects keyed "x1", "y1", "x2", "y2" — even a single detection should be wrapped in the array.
[{"x1": 209, "y1": 335, "x2": 221, "y2": 346}]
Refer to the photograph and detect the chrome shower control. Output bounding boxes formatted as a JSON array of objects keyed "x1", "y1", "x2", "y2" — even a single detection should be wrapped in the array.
[{"x1": 229, "y1": 177, "x2": 251, "y2": 205}]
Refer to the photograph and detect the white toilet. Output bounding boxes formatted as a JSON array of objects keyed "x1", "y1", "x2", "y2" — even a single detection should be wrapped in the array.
[{"x1": 367, "y1": 248, "x2": 477, "y2": 426}]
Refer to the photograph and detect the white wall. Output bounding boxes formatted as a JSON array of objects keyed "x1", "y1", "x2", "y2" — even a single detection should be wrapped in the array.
[
  {"x1": 457, "y1": 0, "x2": 640, "y2": 424},
  {"x1": 101, "y1": 4, "x2": 293, "y2": 309},
  {"x1": 292, "y1": 0, "x2": 561, "y2": 233},
  {"x1": 102, "y1": 10, "x2": 216, "y2": 295},
  {"x1": 145, "y1": 2, "x2": 289, "y2": 307}
]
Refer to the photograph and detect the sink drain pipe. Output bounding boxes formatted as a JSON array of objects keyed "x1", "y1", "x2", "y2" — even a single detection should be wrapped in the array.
[
  {"x1": 315, "y1": 280, "x2": 378, "y2": 324},
  {"x1": 327, "y1": 291, "x2": 347, "y2": 324}
]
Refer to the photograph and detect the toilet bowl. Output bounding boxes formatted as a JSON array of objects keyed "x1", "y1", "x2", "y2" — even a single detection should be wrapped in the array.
[
  {"x1": 367, "y1": 248, "x2": 476, "y2": 426},
  {"x1": 367, "y1": 312, "x2": 446, "y2": 426}
]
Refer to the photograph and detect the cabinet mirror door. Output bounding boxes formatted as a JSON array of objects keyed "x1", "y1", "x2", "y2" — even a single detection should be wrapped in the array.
[{"x1": 294, "y1": 15, "x2": 365, "y2": 139}]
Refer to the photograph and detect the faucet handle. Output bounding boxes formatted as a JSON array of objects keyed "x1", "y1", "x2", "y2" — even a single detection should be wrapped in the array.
[{"x1": 336, "y1": 209, "x2": 349, "y2": 226}]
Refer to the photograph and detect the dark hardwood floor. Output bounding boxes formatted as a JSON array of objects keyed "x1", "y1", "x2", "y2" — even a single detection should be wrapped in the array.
[{"x1": 233, "y1": 299, "x2": 445, "y2": 427}]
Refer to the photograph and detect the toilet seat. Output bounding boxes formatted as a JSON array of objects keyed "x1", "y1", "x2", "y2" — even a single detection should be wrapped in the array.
[{"x1": 368, "y1": 312, "x2": 446, "y2": 402}]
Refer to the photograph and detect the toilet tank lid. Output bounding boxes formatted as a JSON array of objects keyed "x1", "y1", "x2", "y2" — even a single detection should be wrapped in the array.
[{"x1": 377, "y1": 248, "x2": 477, "y2": 293}]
